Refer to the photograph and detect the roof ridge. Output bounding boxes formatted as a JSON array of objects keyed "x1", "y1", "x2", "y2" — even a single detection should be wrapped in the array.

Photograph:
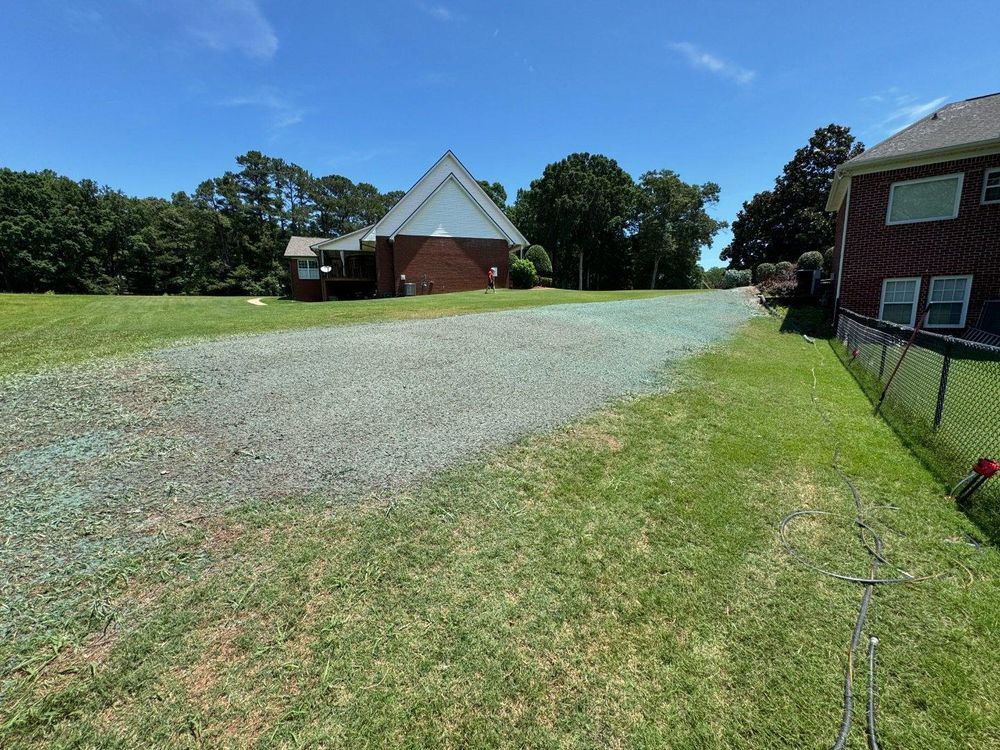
[{"x1": 963, "y1": 91, "x2": 1000, "y2": 102}]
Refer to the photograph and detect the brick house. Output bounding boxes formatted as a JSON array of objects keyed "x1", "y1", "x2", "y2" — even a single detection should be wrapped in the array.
[
  {"x1": 284, "y1": 151, "x2": 529, "y2": 301},
  {"x1": 827, "y1": 93, "x2": 1000, "y2": 334}
]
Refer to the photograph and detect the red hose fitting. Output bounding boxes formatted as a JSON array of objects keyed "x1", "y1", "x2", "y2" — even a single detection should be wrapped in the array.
[{"x1": 974, "y1": 458, "x2": 998, "y2": 478}]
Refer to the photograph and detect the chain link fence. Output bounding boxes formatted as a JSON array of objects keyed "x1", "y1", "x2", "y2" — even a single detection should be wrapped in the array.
[{"x1": 835, "y1": 309, "x2": 1000, "y2": 530}]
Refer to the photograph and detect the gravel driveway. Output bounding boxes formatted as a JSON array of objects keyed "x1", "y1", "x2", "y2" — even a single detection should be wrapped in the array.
[
  {"x1": 162, "y1": 289, "x2": 759, "y2": 495},
  {"x1": 1, "y1": 290, "x2": 758, "y2": 652}
]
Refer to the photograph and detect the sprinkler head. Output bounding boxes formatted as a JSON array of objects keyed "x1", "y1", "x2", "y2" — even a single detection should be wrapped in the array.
[{"x1": 974, "y1": 458, "x2": 998, "y2": 478}]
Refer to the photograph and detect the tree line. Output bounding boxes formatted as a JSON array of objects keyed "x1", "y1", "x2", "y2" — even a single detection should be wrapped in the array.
[
  {"x1": 505, "y1": 124, "x2": 861, "y2": 290},
  {"x1": 0, "y1": 152, "x2": 403, "y2": 295},
  {"x1": 509, "y1": 155, "x2": 725, "y2": 290},
  {"x1": 0, "y1": 123, "x2": 860, "y2": 296}
]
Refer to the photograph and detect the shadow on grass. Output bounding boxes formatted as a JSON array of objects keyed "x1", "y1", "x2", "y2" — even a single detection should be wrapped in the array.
[
  {"x1": 775, "y1": 304, "x2": 1000, "y2": 546},
  {"x1": 776, "y1": 304, "x2": 834, "y2": 338}
]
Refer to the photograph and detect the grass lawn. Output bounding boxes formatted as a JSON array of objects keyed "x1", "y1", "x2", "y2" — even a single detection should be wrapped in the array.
[
  {"x1": 2, "y1": 311, "x2": 998, "y2": 748},
  {"x1": 832, "y1": 337, "x2": 1000, "y2": 543},
  {"x1": 0, "y1": 288, "x2": 693, "y2": 377}
]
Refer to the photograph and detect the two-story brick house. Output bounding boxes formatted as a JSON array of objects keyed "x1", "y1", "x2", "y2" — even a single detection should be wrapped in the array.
[{"x1": 827, "y1": 93, "x2": 1000, "y2": 334}]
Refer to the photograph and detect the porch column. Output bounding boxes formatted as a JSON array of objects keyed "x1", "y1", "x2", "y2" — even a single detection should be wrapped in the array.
[{"x1": 320, "y1": 248, "x2": 328, "y2": 302}]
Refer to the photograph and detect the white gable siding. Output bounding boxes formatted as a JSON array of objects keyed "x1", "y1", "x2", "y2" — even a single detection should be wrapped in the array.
[
  {"x1": 314, "y1": 225, "x2": 373, "y2": 252},
  {"x1": 373, "y1": 151, "x2": 528, "y2": 247},
  {"x1": 395, "y1": 177, "x2": 506, "y2": 240}
]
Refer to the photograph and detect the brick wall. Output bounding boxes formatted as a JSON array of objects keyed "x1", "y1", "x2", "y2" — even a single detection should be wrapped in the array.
[
  {"x1": 375, "y1": 236, "x2": 396, "y2": 296},
  {"x1": 837, "y1": 153, "x2": 1000, "y2": 332},
  {"x1": 391, "y1": 235, "x2": 510, "y2": 294},
  {"x1": 288, "y1": 259, "x2": 322, "y2": 302}
]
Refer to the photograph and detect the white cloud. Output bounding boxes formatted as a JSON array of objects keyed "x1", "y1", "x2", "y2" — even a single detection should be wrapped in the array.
[
  {"x1": 874, "y1": 92, "x2": 948, "y2": 133},
  {"x1": 416, "y1": 2, "x2": 452, "y2": 21},
  {"x1": 222, "y1": 87, "x2": 304, "y2": 130},
  {"x1": 668, "y1": 42, "x2": 756, "y2": 85},
  {"x1": 184, "y1": 0, "x2": 278, "y2": 59}
]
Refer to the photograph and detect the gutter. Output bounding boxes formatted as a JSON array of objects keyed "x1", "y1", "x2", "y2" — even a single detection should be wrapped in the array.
[{"x1": 826, "y1": 136, "x2": 1000, "y2": 212}]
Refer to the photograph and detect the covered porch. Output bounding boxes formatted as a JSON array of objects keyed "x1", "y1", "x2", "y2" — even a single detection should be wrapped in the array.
[{"x1": 312, "y1": 230, "x2": 377, "y2": 301}]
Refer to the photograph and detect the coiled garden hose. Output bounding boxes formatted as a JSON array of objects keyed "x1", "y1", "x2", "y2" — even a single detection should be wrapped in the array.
[{"x1": 787, "y1": 340, "x2": 933, "y2": 749}]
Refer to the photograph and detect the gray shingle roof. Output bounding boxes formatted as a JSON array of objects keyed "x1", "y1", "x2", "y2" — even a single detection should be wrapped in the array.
[
  {"x1": 282, "y1": 236, "x2": 327, "y2": 258},
  {"x1": 847, "y1": 93, "x2": 1000, "y2": 168}
]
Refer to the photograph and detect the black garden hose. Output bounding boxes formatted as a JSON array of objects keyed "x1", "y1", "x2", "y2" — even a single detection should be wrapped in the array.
[{"x1": 787, "y1": 341, "x2": 934, "y2": 749}]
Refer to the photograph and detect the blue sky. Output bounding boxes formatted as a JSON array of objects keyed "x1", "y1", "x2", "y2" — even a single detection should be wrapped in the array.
[{"x1": 3, "y1": 1, "x2": 998, "y2": 267}]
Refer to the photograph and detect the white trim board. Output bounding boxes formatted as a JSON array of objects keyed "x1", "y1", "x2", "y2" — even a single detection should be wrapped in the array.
[
  {"x1": 834, "y1": 182, "x2": 851, "y2": 303},
  {"x1": 826, "y1": 139, "x2": 1000, "y2": 212}
]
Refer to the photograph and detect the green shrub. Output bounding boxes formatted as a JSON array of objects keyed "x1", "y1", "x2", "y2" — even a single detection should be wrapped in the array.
[
  {"x1": 536, "y1": 276, "x2": 553, "y2": 287},
  {"x1": 703, "y1": 267, "x2": 726, "y2": 288},
  {"x1": 775, "y1": 261, "x2": 794, "y2": 274},
  {"x1": 722, "y1": 269, "x2": 752, "y2": 289},
  {"x1": 758, "y1": 269, "x2": 798, "y2": 298},
  {"x1": 755, "y1": 263, "x2": 777, "y2": 283},
  {"x1": 510, "y1": 258, "x2": 538, "y2": 289},
  {"x1": 509, "y1": 249, "x2": 520, "y2": 267},
  {"x1": 797, "y1": 251, "x2": 824, "y2": 271},
  {"x1": 524, "y1": 245, "x2": 552, "y2": 276}
]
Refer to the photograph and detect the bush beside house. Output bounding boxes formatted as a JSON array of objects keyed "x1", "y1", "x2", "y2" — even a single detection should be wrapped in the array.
[
  {"x1": 755, "y1": 263, "x2": 777, "y2": 283},
  {"x1": 525, "y1": 245, "x2": 552, "y2": 277},
  {"x1": 757, "y1": 269, "x2": 798, "y2": 297},
  {"x1": 796, "y1": 251, "x2": 824, "y2": 270},
  {"x1": 510, "y1": 258, "x2": 538, "y2": 288}
]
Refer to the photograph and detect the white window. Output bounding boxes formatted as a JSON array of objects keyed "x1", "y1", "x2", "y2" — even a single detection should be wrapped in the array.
[
  {"x1": 879, "y1": 277, "x2": 921, "y2": 326},
  {"x1": 297, "y1": 259, "x2": 319, "y2": 280},
  {"x1": 982, "y1": 168, "x2": 1000, "y2": 204},
  {"x1": 886, "y1": 173, "x2": 964, "y2": 225},
  {"x1": 927, "y1": 275, "x2": 972, "y2": 328}
]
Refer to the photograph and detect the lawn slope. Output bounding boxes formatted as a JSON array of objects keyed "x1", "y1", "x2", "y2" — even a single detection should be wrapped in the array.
[
  {"x1": 2, "y1": 313, "x2": 997, "y2": 748},
  {"x1": 0, "y1": 288, "x2": 693, "y2": 376}
]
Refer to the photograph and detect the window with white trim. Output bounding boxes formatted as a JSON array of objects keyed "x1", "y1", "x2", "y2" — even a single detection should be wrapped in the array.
[
  {"x1": 927, "y1": 275, "x2": 972, "y2": 328},
  {"x1": 879, "y1": 277, "x2": 920, "y2": 326},
  {"x1": 297, "y1": 258, "x2": 319, "y2": 280},
  {"x1": 983, "y1": 168, "x2": 1000, "y2": 204},
  {"x1": 886, "y1": 173, "x2": 963, "y2": 225}
]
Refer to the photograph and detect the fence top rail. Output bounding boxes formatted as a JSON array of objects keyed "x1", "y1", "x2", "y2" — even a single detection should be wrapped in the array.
[{"x1": 838, "y1": 308, "x2": 1000, "y2": 360}]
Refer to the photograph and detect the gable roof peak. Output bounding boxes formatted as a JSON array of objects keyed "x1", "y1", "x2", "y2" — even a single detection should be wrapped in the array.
[{"x1": 369, "y1": 150, "x2": 528, "y2": 246}]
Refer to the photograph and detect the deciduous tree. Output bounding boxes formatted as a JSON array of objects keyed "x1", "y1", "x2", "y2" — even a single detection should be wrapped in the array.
[
  {"x1": 633, "y1": 170, "x2": 726, "y2": 289},
  {"x1": 512, "y1": 153, "x2": 637, "y2": 290},
  {"x1": 721, "y1": 124, "x2": 863, "y2": 269}
]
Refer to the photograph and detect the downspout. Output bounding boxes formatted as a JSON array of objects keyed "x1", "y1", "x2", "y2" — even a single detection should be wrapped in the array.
[{"x1": 834, "y1": 179, "x2": 851, "y2": 321}]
